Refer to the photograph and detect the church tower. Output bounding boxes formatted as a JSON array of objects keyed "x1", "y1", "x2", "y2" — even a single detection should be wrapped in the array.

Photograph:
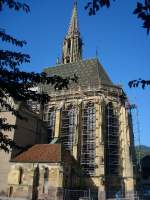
[{"x1": 62, "y1": 1, "x2": 83, "y2": 64}]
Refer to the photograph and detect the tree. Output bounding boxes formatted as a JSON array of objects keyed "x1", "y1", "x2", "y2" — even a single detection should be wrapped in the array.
[
  {"x1": 0, "y1": 0, "x2": 77, "y2": 152},
  {"x1": 128, "y1": 79, "x2": 150, "y2": 89},
  {"x1": 85, "y1": 0, "x2": 150, "y2": 89}
]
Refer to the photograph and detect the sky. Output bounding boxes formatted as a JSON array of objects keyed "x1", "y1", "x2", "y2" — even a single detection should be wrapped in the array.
[{"x1": 0, "y1": 0, "x2": 150, "y2": 146}]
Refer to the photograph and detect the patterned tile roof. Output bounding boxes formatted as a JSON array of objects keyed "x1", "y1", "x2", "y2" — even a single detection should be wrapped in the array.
[
  {"x1": 43, "y1": 58, "x2": 113, "y2": 92},
  {"x1": 11, "y1": 144, "x2": 62, "y2": 163}
]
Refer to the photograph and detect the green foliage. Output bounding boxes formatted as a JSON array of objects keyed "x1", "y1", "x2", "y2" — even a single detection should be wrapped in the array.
[
  {"x1": 135, "y1": 145, "x2": 150, "y2": 160},
  {"x1": 133, "y1": 1, "x2": 150, "y2": 35},
  {"x1": 0, "y1": 0, "x2": 30, "y2": 12},
  {"x1": 128, "y1": 79, "x2": 150, "y2": 89},
  {"x1": 0, "y1": 30, "x2": 27, "y2": 46},
  {"x1": 85, "y1": 0, "x2": 116, "y2": 15}
]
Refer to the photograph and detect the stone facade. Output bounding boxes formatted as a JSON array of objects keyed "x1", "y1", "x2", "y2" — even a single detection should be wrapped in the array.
[
  {"x1": 0, "y1": 110, "x2": 16, "y2": 195},
  {"x1": 0, "y1": 103, "x2": 47, "y2": 196},
  {"x1": 5, "y1": 90, "x2": 136, "y2": 200},
  {"x1": 8, "y1": 163, "x2": 63, "y2": 200},
  {"x1": 41, "y1": 87, "x2": 136, "y2": 198},
  {"x1": 7, "y1": 144, "x2": 81, "y2": 200}
]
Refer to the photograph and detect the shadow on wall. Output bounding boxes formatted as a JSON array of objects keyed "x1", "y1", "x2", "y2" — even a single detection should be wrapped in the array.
[{"x1": 11, "y1": 103, "x2": 48, "y2": 159}]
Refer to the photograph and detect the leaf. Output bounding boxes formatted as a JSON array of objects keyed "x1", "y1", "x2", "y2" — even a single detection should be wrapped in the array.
[
  {"x1": 138, "y1": 12, "x2": 146, "y2": 19},
  {"x1": 137, "y1": 2, "x2": 143, "y2": 9},
  {"x1": 133, "y1": 7, "x2": 142, "y2": 14}
]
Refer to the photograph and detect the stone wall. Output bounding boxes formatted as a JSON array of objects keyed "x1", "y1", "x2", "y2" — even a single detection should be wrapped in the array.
[
  {"x1": 45, "y1": 93, "x2": 135, "y2": 196},
  {"x1": 8, "y1": 163, "x2": 63, "y2": 200},
  {"x1": 0, "y1": 111, "x2": 16, "y2": 195},
  {"x1": 11, "y1": 105, "x2": 48, "y2": 158},
  {"x1": 1, "y1": 91, "x2": 136, "y2": 198},
  {"x1": 0, "y1": 104, "x2": 47, "y2": 196}
]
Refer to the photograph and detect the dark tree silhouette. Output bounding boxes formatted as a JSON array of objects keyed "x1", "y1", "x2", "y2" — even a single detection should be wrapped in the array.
[
  {"x1": 0, "y1": 0, "x2": 77, "y2": 152},
  {"x1": 133, "y1": 1, "x2": 150, "y2": 35},
  {"x1": 128, "y1": 79, "x2": 150, "y2": 89},
  {"x1": 0, "y1": 0, "x2": 30, "y2": 12},
  {"x1": 85, "y1": 0, "x2": 116, "y2": 15}
]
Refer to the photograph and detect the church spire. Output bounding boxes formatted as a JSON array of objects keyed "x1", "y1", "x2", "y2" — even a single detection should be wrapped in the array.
[
  {"x1": 62, "y1": 1, "x2": 83, "y2": 64},
  {"x1": 68, "y1": 0, "x2": 78, "y2": 36}
]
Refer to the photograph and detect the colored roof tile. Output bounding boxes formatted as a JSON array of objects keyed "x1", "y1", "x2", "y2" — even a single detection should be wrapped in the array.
[
  {"x1": 11, "y1": 144, "x2": 61, "y2": 163},
  {"x1": 43, "y1": 58, "x2": 113, "y2": 92}
]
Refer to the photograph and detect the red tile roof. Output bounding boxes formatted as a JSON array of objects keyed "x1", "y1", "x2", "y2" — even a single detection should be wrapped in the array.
[{"x1": 11, "y1": 144, "x2": 62, "y2": 163}]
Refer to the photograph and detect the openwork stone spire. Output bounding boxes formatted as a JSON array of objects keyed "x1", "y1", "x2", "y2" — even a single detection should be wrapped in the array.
[
  {"x1": 68, "y1": 0, "x2": 78, "y2": 36},
  {"x1": 62, "y1": 0, "x2": 83, "y2": 64}
]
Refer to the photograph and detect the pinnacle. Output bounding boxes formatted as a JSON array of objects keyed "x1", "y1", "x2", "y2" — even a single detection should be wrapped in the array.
[
  {"x1": 67, "y1": 1, "x2": 79, "y2": 36},
  {"x1": 74, "y1": 0, "x2": 77, "y2": 6}
]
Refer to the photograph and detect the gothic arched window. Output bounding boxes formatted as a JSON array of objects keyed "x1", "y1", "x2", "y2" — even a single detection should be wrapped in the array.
[
  {"x1": 80, "y1": 102, "x2": 96, "y2": 175},
  {"x1": 61, "y1": 104, "x2": 76, "y2": 151},
  {"x1": 67, "y1": 39, "x2": 71, "y2": 52},
  {"x1": 18, "y1": 167, "x2": 23, "y2": 185},
  {"x1": 105, "y1": 102, "x2": 121, "y2": 198},
  {"x1": 43, "y1": 167, "x2": 49, "y2": 194},
  {"x1": 32, "y1": 165, "x2": 40, "y2": 200},
  {"x1": 9, "y1": 186, "x2": 13, "y2": 197},
  {"x1": 44, "y1": 106, "x2": 56, "y2": 142},
  {"x1": 105, "y1": 102, "x2": 120, "y2": 176}
]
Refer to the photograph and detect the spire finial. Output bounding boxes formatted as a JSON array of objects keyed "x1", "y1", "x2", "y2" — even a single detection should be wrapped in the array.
[
  {"x1": 96, "y1": 46, "x2": 98, "y2": 58},
  {"x1": 74, "y1": 0, "x2": 77, "y2": 6},
  {"x1": 62, "y1": 0, "x2": 83, "y2": 64},
  {"x1": 67, "y1": 0, "x2": 79, "y2": 36}
]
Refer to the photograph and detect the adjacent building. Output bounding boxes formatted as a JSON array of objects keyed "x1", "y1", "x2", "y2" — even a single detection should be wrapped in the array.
[{"x1": 0, "y1": 101, "x2": 47, "y2": 196}]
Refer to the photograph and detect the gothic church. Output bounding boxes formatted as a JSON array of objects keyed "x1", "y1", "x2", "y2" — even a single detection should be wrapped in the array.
[{"x1": 1, "y1": 2, "x2": 136, "y2": 200}]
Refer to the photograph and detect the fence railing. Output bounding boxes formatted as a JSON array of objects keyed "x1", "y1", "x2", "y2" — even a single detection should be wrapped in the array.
[
  {"x1": 0, "y1": 197, "x2": 27, "y2": 200},
  {"x1": 0, "y1": 192, "x2": 141, "y2": 200},
  {"x1": 63, "y1": 189, "x2": 98, "y2": 200},
  {"x1": 107, "y1": 198, "x2": 140, "y2": 200}
]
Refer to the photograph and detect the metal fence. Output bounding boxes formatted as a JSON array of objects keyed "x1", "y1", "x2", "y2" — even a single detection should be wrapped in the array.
[
  {"x1": 63, "y1": 190, "x2": 141, "y2": 200},
  {"x1": 0, "y1": 197, "x2": 27, "y2": 200},
  {"x1": 0, "y1": 192, "x2": 141, "y2": 200},
  {"x1": 107, "y1": 198, "x2": 140, "y2": 200},
  {"x1": 107, "y1": 194, "x2": 140, "y2": 200},
  {"x1": 63, "y1": 189, "x2": 98, "y2": 200}
]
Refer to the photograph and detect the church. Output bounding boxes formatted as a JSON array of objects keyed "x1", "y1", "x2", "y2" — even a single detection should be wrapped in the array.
[{"x1": 0, "y1": 1, "x2": 136, "y2": 200}]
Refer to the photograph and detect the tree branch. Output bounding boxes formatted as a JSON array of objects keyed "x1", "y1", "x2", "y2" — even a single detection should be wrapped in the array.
[{"x1": 0, "y1": 0, "x2": 30, "y2": 13}]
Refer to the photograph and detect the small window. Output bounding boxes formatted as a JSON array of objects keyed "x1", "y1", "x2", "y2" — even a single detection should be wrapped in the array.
[
  {"x1": 67, "y1": 39, "x2": 71, "y2": 50},
  {"x1": 18, "y1": 167, "x2": 23, "y2": 185},
  {"x1": 9, "y1": 186, "x2": 13, "y2": 197},
  {"x1": 43, "y1": 167, "x2": 49, "y2": 194},
  {"x1": 44, "y1": 167, "x2": 49, "y2": 181},
  {"x1": 44, "y1": 107, "x2": 56, "y2": 141}
]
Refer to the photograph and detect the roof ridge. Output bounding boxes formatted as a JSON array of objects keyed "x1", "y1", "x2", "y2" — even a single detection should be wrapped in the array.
[{"x1": 44, "y1": 58, "x2": 98, "y2": 70}]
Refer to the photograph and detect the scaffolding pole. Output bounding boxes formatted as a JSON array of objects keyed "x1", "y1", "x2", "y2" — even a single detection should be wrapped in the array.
[
  {"x1": 60, "y1": 105, "x2": 76, "y2": 151},
  {"x1": 80, "y1": 102, "x2": 96, "y2": 176},
  {"x1": 105, "y1": 102, "x2": 120, "y2": 176}
]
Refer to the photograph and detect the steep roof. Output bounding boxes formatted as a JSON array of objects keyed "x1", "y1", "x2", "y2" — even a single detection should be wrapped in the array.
[
  {"x1": 11, "y1": 144, "x2": 62, "y2": 163},
  {"x1": 44, "y1": 58, "x2": 113, "y2": 92}
]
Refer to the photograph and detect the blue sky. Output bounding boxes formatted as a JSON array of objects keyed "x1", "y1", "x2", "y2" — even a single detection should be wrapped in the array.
[{"x1": 1, "y1": 0, "x2": 150, "y2": 146}]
